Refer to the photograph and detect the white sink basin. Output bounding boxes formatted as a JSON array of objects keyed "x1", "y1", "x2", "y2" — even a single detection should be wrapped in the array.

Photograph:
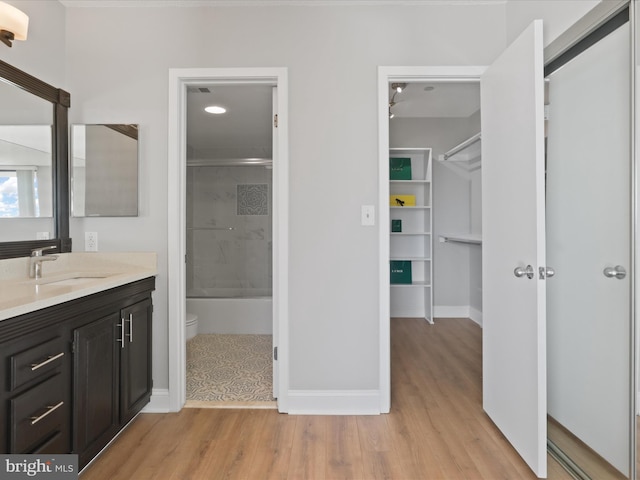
[
  {"x1": 30, "y1": 273, "x2": 113, "y2": 287},
  {"x1": 38, "y1": 276, "x2": 108, "y2": 286}
]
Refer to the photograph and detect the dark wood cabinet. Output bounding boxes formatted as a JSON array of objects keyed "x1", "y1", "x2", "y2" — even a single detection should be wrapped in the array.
[
  {"x1": 120, "y1": 299, "x2": 153, "y2": 425},
  {"x1": 0, "y1": 277, "x2": 155, "y2": 470},
  {"x1": 74, "y1": 297, "x2": 153, "y2": 468},
  {"x1": 73, "y1": 313, "x2": 120, "y2": 468},
  {"x1": 1, "y1": 326, "x2": 71, "y2": 455}
]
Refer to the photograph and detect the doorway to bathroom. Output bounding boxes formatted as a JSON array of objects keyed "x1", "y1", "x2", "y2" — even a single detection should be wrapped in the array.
[
  {"x1": 185, "y1": 84, "x2": 275, "y2": 406},
  {"x1": 167, "y1": 68, "x2": 289, "y2": 412}
]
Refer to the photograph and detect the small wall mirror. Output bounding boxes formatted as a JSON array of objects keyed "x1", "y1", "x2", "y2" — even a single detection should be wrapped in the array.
[{"x1": 71, "y1": 124, "x2": 139, "y2": 217}]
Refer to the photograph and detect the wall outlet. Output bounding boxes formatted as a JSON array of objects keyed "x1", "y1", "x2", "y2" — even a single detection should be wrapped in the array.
[
  {"x1": 36, "y1": 231, "x2": 50, "y2": 240},
  {"x1": 85, "y1": 232, "x2": 98, "y2": 251}
]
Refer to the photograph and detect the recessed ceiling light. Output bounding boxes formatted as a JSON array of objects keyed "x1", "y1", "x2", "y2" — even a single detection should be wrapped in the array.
[
  {"x1": 205, "y1": 105, "x2": 226, "y2": 114},
  {"x1": 423, "y1": 86, "x2": 435, "y2": 92}
]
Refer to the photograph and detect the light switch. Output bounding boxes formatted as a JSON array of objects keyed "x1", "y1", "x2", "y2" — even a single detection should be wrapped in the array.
[{"x1": 361, "y1": 205, "x2": 375, "y2": 226}]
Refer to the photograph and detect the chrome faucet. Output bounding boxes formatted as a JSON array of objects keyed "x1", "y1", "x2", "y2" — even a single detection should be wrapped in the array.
[{"x1": 30, "y1": 246, "x2": 58, "y2": 279}]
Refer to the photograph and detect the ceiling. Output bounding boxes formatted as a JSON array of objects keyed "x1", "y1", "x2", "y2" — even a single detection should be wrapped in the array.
[
  {"x1": 186, "y1": 81, "x2": 480, "y2": 161},
  {"x1": 186, "y1": 84, "x2": 273, "y2": 162}
]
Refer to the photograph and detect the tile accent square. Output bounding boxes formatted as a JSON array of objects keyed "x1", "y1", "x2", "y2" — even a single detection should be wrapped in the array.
[{"x1": 237, "y1": 184, "x2": 269, "y2": 215}]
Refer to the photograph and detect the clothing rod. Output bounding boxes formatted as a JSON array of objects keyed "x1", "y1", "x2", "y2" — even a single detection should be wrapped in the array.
[{"x1": 443, "y1": 133, "x2": 481, "y2": 161}]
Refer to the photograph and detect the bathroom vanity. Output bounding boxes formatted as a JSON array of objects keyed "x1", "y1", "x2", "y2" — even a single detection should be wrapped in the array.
[{"x1": 0, "y1": 253, "x2": 157, "y2": 469}]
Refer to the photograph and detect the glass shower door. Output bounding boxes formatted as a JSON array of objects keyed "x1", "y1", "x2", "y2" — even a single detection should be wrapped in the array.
[{"x1": 546, "y1": 18, "x2": 632, "y2": 479}]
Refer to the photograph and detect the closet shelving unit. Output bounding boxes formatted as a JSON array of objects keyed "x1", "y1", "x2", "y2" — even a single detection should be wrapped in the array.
[
  {"x1": 438, "y1": 133, "x2": 483, "y2": 246},
  {"x1": 389, "y1": 147, "x2": 433, "y2": 323}
]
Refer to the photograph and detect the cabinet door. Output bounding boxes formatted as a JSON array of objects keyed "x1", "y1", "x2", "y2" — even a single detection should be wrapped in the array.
[
  {"x1": 120, "y1": 299, "x2": 152, "y2": 425},
  {"x1": 73, "y1": 313, "x2": 120, "y2": 468}
]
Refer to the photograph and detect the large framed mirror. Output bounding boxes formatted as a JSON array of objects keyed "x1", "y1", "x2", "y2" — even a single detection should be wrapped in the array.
[{"x1": 0, "y1": 59, "x2": 70, "y2": 259}]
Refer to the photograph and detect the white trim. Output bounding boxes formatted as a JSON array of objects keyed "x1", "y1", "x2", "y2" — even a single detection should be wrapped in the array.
[
  {"x1": 167, "y1": 67, "x2": 289, "y2": 413},
  {"x1": 470, "y1": 307, "x2": 483, "y2": 326},
  {"x1": 432, "y1": 305, "x2": 483, "y2": 326},
  {"x1": 142, "y1": 388, "x2": 171, "y2": 413},
  {"x1": 378, "y1": 66, "x2": 486, "y2": 415},
  {"x1": 287, "y1": 390, "x2": 381, "y2": 415},
  {"x1": 433, "y1": 305, "x2": 471, "y2": 318}
]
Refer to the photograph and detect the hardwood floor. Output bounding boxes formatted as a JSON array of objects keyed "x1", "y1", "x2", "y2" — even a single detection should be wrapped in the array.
[{"x1": 81, "y1": 318, "x2": 573, "y2": 479}]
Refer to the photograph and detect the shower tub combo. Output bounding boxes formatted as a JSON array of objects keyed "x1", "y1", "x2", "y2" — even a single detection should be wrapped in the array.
[
  {"x1": 186, "y1": 288, "x2": 272, "y2": 335},
  {"x1": 186, "y1": 162, "x2": 274, "y2": 337}
]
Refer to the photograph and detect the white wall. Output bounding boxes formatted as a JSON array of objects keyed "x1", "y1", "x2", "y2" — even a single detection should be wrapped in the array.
[
  {"x1": 62, "y1": 3, "x2": 506, "y2": 394},
  {"x1": 506, "y1": 0, "x2": 601, "y2": 47},
  {"x1": 1, "y1": 0, "x2": 599, "y2": 402}
]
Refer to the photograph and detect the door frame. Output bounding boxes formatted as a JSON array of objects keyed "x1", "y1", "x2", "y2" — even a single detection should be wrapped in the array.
[
  {"x1": 377, "y1": 66, "x2": 486, "y2": 412},
  {"x1": 167, "y1": 67, "x2": 290, "y2": 412}
]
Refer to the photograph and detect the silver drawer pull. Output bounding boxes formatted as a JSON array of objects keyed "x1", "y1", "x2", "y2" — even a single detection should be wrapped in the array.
[
  {"x1": 30, "y1": 352, "x2": 65, "y2": 371},
  {"x1": 30, "y1": 401, "x2": 64, "y2": 425}
]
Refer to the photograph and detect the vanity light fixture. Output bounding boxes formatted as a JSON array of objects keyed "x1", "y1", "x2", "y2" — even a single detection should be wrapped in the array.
[
  {"x1": 391, "y1": 83, "x2": 407, "y2": 93},
  {"x1": 205, "y1": 105, "x2": 227, "y2": 115},
  {"x1": 0, "y1": 1, "x2": 28, "y2": 48}
]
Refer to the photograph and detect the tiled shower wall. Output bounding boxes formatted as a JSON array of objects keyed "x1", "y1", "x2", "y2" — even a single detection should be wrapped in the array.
[{"x1": 186, "y1": 165, "x2": 272, "y2": 298}]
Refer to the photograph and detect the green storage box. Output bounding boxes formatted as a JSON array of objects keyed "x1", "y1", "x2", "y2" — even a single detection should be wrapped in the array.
[
  {"x1": 391, "y1": 219, "x2": 402, "y2": 232},
  {"x1": 390, "y1": 260, "x2": 412, "y2": 284},
  {"x1": 389, "y1": 157, "x2": 412, "y2": 180}
]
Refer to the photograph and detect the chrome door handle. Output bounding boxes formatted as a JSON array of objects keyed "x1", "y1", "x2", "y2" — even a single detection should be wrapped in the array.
[
  {"x1": 603, "y1": 265, "x2": 626, "y2": 279},
  {"x1": 539, "y1": 266, "x2": 555, "y2": 279},
  {"x1": 514, "y1": 265, "x2": 534, "y2": 279}
]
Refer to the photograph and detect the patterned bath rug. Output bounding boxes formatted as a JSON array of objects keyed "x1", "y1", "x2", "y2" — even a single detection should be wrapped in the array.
[{"x1": 186, "y1": 334, "x2": 274, "y2": 403}]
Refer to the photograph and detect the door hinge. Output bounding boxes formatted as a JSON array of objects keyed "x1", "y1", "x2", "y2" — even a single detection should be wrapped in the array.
[
  {"x1": 273, "y1": 346, "x2": 278, "y2": 361},
  {"x1": 273, "y1": 114, "x2": 278, "y2": 128}
]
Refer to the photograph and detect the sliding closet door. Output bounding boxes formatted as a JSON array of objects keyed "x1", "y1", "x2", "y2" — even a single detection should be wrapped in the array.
[{"x1": 546, "y1": 20, "x2": 632, "y2": 477}]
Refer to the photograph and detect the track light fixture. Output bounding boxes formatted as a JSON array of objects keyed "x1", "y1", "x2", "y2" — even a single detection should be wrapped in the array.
[{"x1": 388, "y1": 83, "x2": 407, "y2": 119}]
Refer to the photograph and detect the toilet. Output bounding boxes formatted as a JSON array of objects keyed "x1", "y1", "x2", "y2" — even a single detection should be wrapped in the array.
[{"x1": 186, "y1": 313, "x2": 198, "y2": 341}]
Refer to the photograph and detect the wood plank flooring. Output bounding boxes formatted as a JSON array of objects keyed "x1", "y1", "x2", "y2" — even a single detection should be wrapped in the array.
[{"x1": 81, "y1": 318, "x2": 573, "y2": 479}]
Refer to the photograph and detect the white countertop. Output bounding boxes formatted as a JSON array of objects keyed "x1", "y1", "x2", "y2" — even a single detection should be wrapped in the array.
[{"x1": 0, "y1": 252, "x2": 157, "y2": 321}]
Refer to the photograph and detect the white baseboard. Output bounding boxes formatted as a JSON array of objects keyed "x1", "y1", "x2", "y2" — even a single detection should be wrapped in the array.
[
  {"x1": 287, "y1": 390, "x2": 381, "y2": 415},
  {"x1": 142, "y1": 388, "x2": 171, "y2": 413},
  {"x1": 434, "y1": 305, "x2": 483, "y2": 327},
  {"x1": 434, "y1": 305, "x2": 470, "y2": 318},
  {"x1": 469, "y1": 307, "x2": 483, "y2": 326}
]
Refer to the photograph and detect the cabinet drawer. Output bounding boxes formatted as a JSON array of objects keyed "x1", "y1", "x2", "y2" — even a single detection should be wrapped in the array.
[
  {"x1": 10, "y1": 336, "x2": 66, "y2": 391},
  {"x1": 31, "y1": 431, "x2": 66, "y2": 454},
  {"x1": 11, "y1": 374, "x2": 67, "y2": 453}
]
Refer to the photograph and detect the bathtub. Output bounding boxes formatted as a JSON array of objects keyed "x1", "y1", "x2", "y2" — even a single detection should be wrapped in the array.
[{"x1": 186, "y1": 287, "x2": 272, "y2": 335}]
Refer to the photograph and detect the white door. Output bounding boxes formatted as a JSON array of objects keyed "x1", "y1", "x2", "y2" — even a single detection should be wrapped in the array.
[{"x1": 481, "y1": 20, "x2": 547, "y2": 478}]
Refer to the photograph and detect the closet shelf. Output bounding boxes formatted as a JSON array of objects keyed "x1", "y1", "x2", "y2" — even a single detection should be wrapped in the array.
[
  {"x1": 390, "y1": 256, "x2": 431, "y2": 261},
  {"x1": 391, "y1": 281, "x2": 431, "y2": 288},
  {"x1": 438, "y1": 233, "x2": 482, "y2": 245},
  {"x1": 390, "y1": 206, "x2": 431, "y2": 210}
]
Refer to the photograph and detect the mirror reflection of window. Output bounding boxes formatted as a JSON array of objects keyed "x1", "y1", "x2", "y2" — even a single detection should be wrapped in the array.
[
  {"x1": 0, "y1": 168, "x2": 40, "y2": 217},
  {"x1": 0, "y1": 125, "x2": 52, "y2": 218}
]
